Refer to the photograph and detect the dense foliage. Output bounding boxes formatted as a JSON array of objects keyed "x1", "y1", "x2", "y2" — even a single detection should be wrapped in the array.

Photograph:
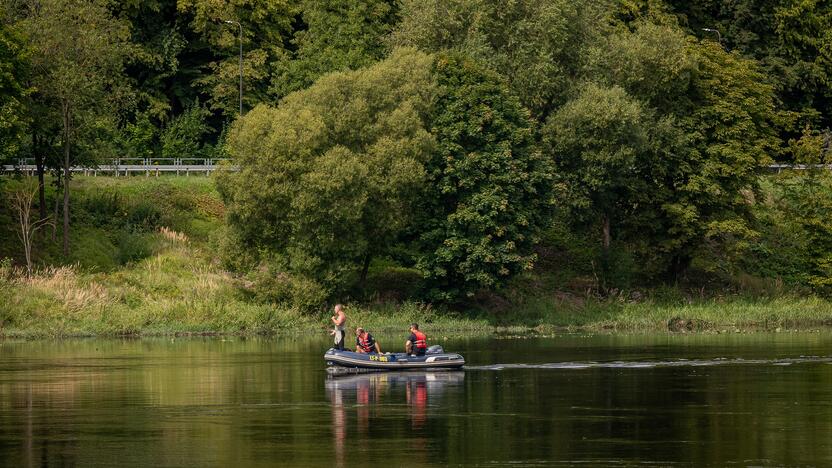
[
  {"x1": 415, "y1": 54, "x2": 554, "y2": 301},
  {"x1": 217, "y1": 49, "x2": 436, "y2": 307},
  {"x1": 2, "y1": 0, "x2": 832, "y2": 307},
  {"x1": 0, "y1": 22, "x2": 27, "y2": 167}
]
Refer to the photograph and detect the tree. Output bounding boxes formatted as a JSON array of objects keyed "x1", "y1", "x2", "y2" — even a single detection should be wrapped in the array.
[
  {"x1": 391, "y1": 0, "x2": 603, "y2": 119},
  {"x1": 585, "y1": 18, "x2": 697, "y2": 115},
  {"x1": 665, "y1": 0, "x2": 832, "y2": 140},
  {"x1": 0, "y1": 22, "x2": 27, "y2": 169},
  {"x1": 773, "y1": 128, "x2": 832, "y2": 291},
  {"x1": 547, "y1": 16, "x2": 781, "y2": 280},
  {"x1": 271, "y1": 0, "x2": 399, "y2": 98},
  {"x1": 542, "y1": 83, "x2": 675, "y2": 283},
  {"x1": 415, "y1": 53, "x2": 555, "y2": 300},
  {"x1": 176, "y1": 0, "x2": 295, "y2": 115},
  {"x1": 668, "y1": 41, "x2": 780, "y2": 274},
  {"x1": 217, "y1": 48, "x2": 436, "y2": 307},
  {"x1": 159, "y1": 101, "x2": 213, "y2": 159},
  {"x1": 10, "y1": 177, "x2": 53, "y2": 275},
  {"x1": 15, "y1": 0, "x2": 131, "y2": 255}
]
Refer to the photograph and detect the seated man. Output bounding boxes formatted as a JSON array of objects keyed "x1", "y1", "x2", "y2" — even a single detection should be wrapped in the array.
[
  {"x1": 355, "y1": 327, "x2": 382, "y2": 354},
  {"x1": 405, "y1": 323, "x2": 427, "y2": 356}
]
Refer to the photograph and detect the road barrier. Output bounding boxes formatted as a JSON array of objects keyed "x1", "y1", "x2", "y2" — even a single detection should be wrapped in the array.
[{"x1": 2, "y1": 158, "x2": 235, "y2": 176}]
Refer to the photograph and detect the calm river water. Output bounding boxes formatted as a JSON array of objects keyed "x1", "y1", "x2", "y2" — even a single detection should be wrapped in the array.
[{"x1": 1, "y1": 333, "x2": 832, "y2": 466}]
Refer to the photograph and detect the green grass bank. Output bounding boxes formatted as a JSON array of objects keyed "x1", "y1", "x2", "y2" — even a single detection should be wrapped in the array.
[{"x1": 1, "y1": 175, "x2": 832, "y2": 338}]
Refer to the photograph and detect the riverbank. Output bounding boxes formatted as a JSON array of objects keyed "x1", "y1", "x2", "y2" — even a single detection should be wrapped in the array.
[
  {"x1": 3, "y1": 250, "x2": 831, "y2": 338},
  {"x1": 2, "y1": 176, "x2": 832, "y2": 339},
  {"x1": 3, "y1": 267, "x2": 832, "y2": 338}
]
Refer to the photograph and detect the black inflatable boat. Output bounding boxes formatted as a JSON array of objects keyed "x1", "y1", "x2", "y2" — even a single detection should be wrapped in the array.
[{"x1": 324, "y1": 345, "x2": 464, "y2": 371}]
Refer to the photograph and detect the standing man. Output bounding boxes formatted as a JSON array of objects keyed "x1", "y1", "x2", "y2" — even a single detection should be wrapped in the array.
[
  {"x1": 355, "y1": 327, "x2": 382, "y2": 354},
  {"x1": 330, "y1": 304, "x2": 347, "y2": 351},
  {"x1": 405, "y1": 323, "x2": 427, "y2": 356}
]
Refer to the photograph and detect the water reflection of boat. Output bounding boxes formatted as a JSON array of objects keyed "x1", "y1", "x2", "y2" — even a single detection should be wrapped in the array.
[
  {"x1": 325, "y1": 370, "x2": 466, "y2": 391},
  {"x1": 324, "y1": 345, "x2": 465, "y2": 371},
  {"x1": 327, "y1": 371, "x2": 464, "y2": 466}
]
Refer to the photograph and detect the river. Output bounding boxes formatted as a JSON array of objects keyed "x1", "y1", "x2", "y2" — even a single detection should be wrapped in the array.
[{"x1": 1, "y1": 333, "x2": 831, "y2": 466}]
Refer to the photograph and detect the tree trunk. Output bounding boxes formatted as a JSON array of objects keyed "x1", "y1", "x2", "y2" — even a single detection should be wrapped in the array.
[
  {"x1": 360, "y1": 252, "x2": 372, "y2": 284},
  {"x1": 62, "y1": 101, "x2": 71, "y2": 256},
  {"x1": 668, "y1": 253, "x2": 692, "y2": 282},
  {"x1": 62, "y1": 143, "x2": 70, "y2": 256},
  {"x1": 599, "y1": 214, "x2": 612, "y2": 293},
  {"x1": 18, "y1": 191, "x2": 33, "y2": 275},
  {"x1": 34, "y1": 134, "x2": 46, "y2": 222},
  {"x1": 52, "y1": 171, "x2": 61, "y2": 242},
  {"x1": 602, "y1": 214, "x2": 611, "y2": 253}
]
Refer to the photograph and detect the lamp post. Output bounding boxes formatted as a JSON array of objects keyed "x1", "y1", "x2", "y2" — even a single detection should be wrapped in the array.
[
  {"x1": 702, "y1": 28, "x2": 723, "y2": 46},
  {"x1": 224, "y1": 20, "x2": 243, "y2": 115}
]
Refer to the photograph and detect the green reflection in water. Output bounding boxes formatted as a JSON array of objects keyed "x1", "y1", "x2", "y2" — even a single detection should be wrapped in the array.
[{"x1": 1, "y1": 333, "x2": 832, "y2": 466}]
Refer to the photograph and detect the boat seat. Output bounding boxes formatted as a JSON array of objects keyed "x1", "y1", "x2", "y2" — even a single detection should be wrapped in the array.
[{"x1": 426, "y1": 345, "x2": 444, "y2": 354}]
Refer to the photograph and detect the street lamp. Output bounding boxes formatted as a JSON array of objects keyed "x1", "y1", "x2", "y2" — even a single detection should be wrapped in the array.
[
  {"x1": 702, "y1": 28, "x2": 722, "y2": 45},
  {"x1": 224, "y1": 20, "x2": 243, "y2": 115}
]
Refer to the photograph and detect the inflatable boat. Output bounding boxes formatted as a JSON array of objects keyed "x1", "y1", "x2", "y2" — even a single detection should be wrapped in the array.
[{"x1": 324, "y1": 345, "x2": 465, "y2": 372}]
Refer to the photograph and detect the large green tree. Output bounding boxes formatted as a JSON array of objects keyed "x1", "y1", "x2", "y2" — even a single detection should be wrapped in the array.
[
  {"x1": 665, "y1": 41, "x2": 780, "y2": 274},
  {"x1": 545, "y1": 18, "x2": 780, "y2": 280},
  {"x1": 665, "y1": 0, "x2": 832, "y2": 140},
  {"x1": 415, "y1": 53, "x2": 555, "y2": 300},
  {"x1": 177, "y1": 0, "x2": 295, "y2": 115},
  {"x1": 391, "y1": 0, "x2": 603, "y2": 119},
  {"x1": 271, "y1": 0, "x2": 399, "y2": 98},
  {"x1": 14, "y1": 0, "x2": 131, "y2": 255},
  {"x1": 218, "y1": 48, "x2": 436, "y2": 307},
  {"x1": 542, "y1": 83, "x2": 679, "y2": 277},
  {"x1": 0, "y1": 21, "x2": 27, "y2": 168}
]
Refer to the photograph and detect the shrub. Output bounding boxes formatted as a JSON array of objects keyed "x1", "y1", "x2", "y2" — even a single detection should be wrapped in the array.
[
  {"x1": 126, "y1": 201, "x2": 162, "y2": 231},
  {"x1": 115, "y1": 231, "x2": 153, "y2": 265},
  {"x1": 247, "y1": 257, "x2": 330, "y2": 311},
  {"x1": 160, "y1": 103, "x2": 213, "y2": 160}
]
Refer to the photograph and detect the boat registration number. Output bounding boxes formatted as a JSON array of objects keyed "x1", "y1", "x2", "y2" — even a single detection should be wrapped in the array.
[{"x1": 369, "y1": 355, "x2": 389, "y2": 362}]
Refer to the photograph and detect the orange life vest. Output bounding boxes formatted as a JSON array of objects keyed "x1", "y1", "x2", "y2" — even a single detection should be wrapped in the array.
[
  {"x1": 413, "y1": 330, "x2": 427, "y2": 350},
  {"x1": 357, "y1": 333, "x2": 375, "y2": 353}
]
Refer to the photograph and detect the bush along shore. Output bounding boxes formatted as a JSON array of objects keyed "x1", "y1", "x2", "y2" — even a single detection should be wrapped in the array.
[{"x1": 1, "y1": 176, "x2": 832, "y2": 339}]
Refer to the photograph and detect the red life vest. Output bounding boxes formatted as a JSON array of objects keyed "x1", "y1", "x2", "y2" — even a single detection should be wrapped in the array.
[
  {"x1": 413, "y1": 330, "x2": 427, "y2": 350},
  {"x1": 357, "y1": 333, "x2": 375, "y2": 353}
]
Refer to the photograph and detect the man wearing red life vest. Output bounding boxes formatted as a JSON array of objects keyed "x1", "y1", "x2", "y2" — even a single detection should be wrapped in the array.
[
  {"x1": 405, "y1": 323, "x2": 428, "y2": 356},
  {"x1": 354, "y1": 327, "x2": 382, "y2": 354}
]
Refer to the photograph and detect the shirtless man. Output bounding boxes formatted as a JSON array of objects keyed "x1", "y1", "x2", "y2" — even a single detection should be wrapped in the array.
[{"x1": 330, "y1": 304, "x2": 347, "y2": 351}]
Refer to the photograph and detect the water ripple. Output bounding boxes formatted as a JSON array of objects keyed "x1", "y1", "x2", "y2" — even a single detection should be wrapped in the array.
[{"x1": 466, "y1": 356, "x2": 832, "y2": 370}]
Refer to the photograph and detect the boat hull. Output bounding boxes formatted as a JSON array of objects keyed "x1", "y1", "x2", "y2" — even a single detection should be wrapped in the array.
[{"x1": 324, "y1": 348, "x2": 465, "y2": 371}]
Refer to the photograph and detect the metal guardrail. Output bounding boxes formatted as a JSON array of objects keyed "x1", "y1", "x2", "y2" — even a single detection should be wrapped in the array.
[
  {"x1": 1, "y1": 160, "x2": 825, "y2": 176},
  {"x1": 2, "y1": 158, "x2": 235, "y2": 176},
  {"x1": 766, "y1": 164, "x2": 832, "y2": 172}
]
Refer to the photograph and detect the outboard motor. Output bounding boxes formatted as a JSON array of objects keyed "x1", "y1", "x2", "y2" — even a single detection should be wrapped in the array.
[{"x1": 426, "y1": 345, "x2": 444, "y2": 355}]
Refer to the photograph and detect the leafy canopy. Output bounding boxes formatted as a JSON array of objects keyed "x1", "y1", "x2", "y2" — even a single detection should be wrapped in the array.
[
  {"x1": 416, "y1": 53, "x2": 554, "y2": 300},
  {"x1": 0, "y1": 22, "x2": 28, "y2": 165},
  {"x1": 391, "y1": 0, "x2": 603, "y2": 119},
  {"x1": 271, "y1": 0, "x2": 399, "y2": 97},
  {"x1": 217, "y1": 48, "x2": 436, "y2": 306}
]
